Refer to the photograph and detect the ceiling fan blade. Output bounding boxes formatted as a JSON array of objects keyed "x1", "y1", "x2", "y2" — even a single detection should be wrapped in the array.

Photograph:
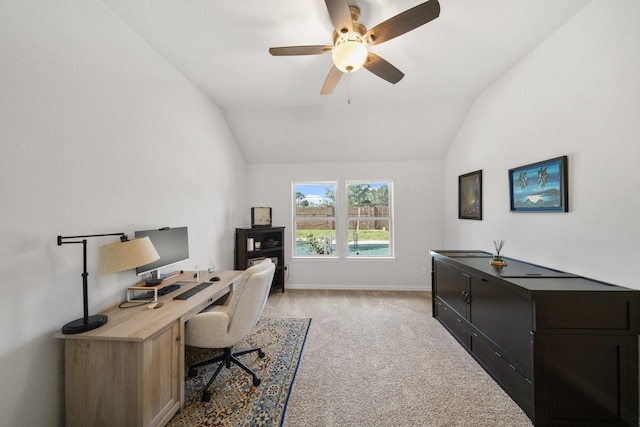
[
  {"x1": 269, "y1": 45, "x2": 332, "y2": 56},
  {"x1": 325, "y1": 0, "x2": 352, "y2": 35},
  {"x1": 363, "y1": 53, "x2": 404, "y2": 84},
  {"x1": 365, "y1": 0, "x2": 440, "y2": 46},
  {"x1": 321, "y1": 65, "x2": 343, "y2": 95}
]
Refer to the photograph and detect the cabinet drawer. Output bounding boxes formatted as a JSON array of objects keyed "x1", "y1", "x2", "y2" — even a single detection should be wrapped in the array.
[
  {"x1": 434, "y1": 298, "x2": 469, "y2": 350},
  {"x1": 472, "y1": 335, "x2": 533, "y2": 418},
  {"x1": 534, "y1": 293, "x2": 639, "y2": 333}
]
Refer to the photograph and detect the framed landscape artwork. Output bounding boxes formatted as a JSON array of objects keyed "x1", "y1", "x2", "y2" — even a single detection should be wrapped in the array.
[
  {"x1": 458, "y1": 170, "x2": 482, "y2": 220},
  {"x1": 509, "y1": 156, "x2": 568, "y2": 212}
]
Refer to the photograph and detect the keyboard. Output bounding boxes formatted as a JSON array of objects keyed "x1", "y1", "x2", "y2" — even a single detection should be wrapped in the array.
[{"x1": 173, "y1": 282, "x2": 212, "y2": 300}]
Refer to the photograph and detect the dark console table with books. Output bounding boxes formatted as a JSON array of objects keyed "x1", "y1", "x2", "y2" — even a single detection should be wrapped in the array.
[{"x1": 431, "y1": 250, "x2": 639, "y2": 426}]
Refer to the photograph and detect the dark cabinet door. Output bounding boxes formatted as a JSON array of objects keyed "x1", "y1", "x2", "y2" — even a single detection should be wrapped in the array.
[
  {"x1": 470, "y1": 277, "x2": 533, "y2": 378},
  {"x1": 434, "y1": 260, "x2": 470, "y2": 319},
  {"x1": 534, "y1": 333, "x2": 639, "y2": 426}
]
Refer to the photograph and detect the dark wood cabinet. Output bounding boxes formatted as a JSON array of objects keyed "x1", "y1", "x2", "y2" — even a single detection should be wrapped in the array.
[
  {"x1": 235, "y1": 227, "x2": 285, "y2": 293},
  {"x1": 431, "y1": 250, "x2": 639, "y2": 426}
]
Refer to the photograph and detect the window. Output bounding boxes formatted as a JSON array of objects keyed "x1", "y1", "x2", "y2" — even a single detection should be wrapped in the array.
[
  {"x1": 347, "y1": 181, "x2": 392, "y2": 257},
  {"x1": 294, "y1": 182, "x2": 337, "y2": 256},
  {"x1": 293, "y1": 180, "x2": 393, "y2": 258}
]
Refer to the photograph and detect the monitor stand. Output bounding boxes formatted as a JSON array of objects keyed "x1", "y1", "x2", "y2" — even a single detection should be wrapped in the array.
[
  {"x1": 161, "y1": 271, "x2": 180, "y2": 280},
  {"x1": 143, "y1": 270, "x2": 180, "y2": 286}
]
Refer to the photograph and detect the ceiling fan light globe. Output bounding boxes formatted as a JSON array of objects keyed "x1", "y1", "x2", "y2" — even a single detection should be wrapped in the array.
[{"x1": 332, "y1": 40, "x2": 368, "y2": 73}]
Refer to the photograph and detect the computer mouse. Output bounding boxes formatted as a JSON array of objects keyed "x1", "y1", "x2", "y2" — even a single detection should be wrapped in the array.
[{"x1": 210, "y1": 276, "x2": 221, "y2": 281}]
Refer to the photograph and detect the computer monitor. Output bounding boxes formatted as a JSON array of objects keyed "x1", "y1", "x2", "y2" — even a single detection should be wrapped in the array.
[{"x1": 135, "y1": 226, "x2": 189, "y2": 283}]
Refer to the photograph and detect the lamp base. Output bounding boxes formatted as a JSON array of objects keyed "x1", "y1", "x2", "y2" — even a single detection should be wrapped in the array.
[{"x1": 62, "y1": 315, "x2": 108, "y2": 334}]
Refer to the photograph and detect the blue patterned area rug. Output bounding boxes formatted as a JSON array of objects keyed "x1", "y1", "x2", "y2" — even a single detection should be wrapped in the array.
[{"x1": 168, "y1": 317, "x2": 311, "y2": 427}]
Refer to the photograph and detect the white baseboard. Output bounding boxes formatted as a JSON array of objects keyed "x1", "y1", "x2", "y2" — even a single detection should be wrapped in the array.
[{"x1": 284, "y1": 283, "x2": 430, "y2": 292}]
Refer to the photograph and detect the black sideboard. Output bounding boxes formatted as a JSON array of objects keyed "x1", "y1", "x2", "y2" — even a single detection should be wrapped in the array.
[{"x1": 431, "y1": 250, "x2": 639, "y2": 426}]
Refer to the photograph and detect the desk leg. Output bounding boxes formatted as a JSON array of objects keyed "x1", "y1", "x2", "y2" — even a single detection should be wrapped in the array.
[{"x1": 178, "y1": 317, "x2": 187, "y2": 410}]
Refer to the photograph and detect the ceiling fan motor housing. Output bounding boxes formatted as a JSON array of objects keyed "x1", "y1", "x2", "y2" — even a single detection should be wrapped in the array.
[{"x1": 331, "y1": 10, "x2": 368, "y2": 73}]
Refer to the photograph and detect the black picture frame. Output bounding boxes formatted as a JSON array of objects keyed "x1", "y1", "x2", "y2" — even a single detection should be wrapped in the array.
[
  {"x1": 509, "y1": 156, "x2": 568, "y2": 212},
  {"x1": 458, "y1": 170, "x2": 482, "y2": 220},
  {"x1": 251, "y1": 207, "x2": 272, "y2": 227}
]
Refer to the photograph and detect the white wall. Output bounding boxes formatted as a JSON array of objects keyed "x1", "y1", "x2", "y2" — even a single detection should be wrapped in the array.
[
  {"x1": 3, "y1": 0, "x2": 638, "y2": 425},
  {"x1": 443, "y1": 0, "x2": 640, "y2": 289},
  {"x1": 0, "y1": 1, "x2": 246, "y2": 426},
  {"x1": 247, "y1": 161, "x2": 444, "y2": 290}
]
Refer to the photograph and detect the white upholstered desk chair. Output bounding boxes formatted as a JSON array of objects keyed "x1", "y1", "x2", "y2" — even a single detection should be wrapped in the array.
[{"x1": 185, "y1": 258, "x2": 275, "y2": 402}]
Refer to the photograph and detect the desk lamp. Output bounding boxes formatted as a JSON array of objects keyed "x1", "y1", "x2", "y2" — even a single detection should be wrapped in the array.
[{"x1": 57, "y1": 233, "x2": 159, "y2": 334}]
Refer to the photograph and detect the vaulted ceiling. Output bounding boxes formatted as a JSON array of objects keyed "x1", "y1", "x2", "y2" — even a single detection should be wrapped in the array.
[{"x1": 102, "y1": 0, "x2": 590, "y2": 164}]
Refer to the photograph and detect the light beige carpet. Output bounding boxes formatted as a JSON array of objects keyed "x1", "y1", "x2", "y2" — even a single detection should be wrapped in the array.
[{"x1": 262, "y1": 289, "x2": 533, "y2": 427}]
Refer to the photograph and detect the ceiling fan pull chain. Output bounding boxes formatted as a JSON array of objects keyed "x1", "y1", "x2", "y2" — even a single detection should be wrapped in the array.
[{"x1": 347, "y1": 71, "x2": 351, "y2": 105}]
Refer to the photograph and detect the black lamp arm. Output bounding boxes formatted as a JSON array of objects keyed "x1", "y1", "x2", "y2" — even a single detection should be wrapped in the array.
[{"x1": 57, "y1": 232, "x2": 127, "y2": 246}]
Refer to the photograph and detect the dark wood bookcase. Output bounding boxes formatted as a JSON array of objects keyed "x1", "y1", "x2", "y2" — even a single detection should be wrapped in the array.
[{"x1": 235, "y1": 227, "x2": 285, "y2": 293}]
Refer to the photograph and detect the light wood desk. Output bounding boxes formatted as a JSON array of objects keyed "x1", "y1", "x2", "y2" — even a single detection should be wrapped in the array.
[{"x1": 55, "y1": 270, "x2": 243, "y2": 427}]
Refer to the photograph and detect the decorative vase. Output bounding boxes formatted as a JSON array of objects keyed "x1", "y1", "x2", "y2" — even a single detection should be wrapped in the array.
[{"x1": 490, "y1": 255, "x2": 506, "y2": 267}]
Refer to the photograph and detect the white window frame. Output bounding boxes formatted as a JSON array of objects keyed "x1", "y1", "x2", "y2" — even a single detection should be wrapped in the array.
[
  {"x1": 345, "y1": 180, "x2": 394, "y2": 259},
  {"x1": 292, "y1": 180, "x2": 395, "y2": 260},
  {"x1": 292, "y1": 181, "x2": 339, "y2": 258}
]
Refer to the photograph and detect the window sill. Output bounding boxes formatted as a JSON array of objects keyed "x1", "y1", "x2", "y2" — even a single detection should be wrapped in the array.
[
  {"x1": 291, "y1": 255, "x2": 396, "y2": 262},
  {"x1": 291, "y1": 255, "x2": 340, "y2": 261},
  {"x1": 345, "y1": 256, "x2": 396, "y2": 262}
]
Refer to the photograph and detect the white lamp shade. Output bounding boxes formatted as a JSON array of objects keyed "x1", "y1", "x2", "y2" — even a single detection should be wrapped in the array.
[
  {"x1": 332, "y1": 40, "x2": 368, "y2": 73},
  {"x1": 99, "y1": 236, "x2": 159, "y2": 274}
]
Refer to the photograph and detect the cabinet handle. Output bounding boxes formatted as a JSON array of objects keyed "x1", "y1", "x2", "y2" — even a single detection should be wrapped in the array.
[
  {"x1": 460, "y1": 291, "x2": 472, "y2": 304},
  {"x1": 176, "y1": 335, "x2": 181, "y2": 342}
]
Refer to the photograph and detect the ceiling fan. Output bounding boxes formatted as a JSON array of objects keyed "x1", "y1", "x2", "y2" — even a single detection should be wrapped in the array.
[{"x1": 269, "y1": 0, "x2": 440, "y2": 95}]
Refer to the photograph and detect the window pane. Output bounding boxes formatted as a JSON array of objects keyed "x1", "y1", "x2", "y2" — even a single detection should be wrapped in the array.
[
  {"x1": 348, "y1": 204, "x2": 388, "y2": 218},
  {"x1": 295, "y1": 221, "x2": 336, "y2": 255},
  {"x1": 348, "y1": 220, "x2": 390, "y2": 256},
  {"x1": 296, "y1": 205, "x2": 336, "y2": 219},
  {"x1": 347, "y1": 183, "x2": 389, "y2": 208},
  {"x1": 295, "y1": 183, "x2": 335, "y2": 216},
  {"x1": 347, "y1": 181, "x2": 391, "y2": 256},
  {"x1": 294, "y1": 182, "x2": 337, "y2": 256}
]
